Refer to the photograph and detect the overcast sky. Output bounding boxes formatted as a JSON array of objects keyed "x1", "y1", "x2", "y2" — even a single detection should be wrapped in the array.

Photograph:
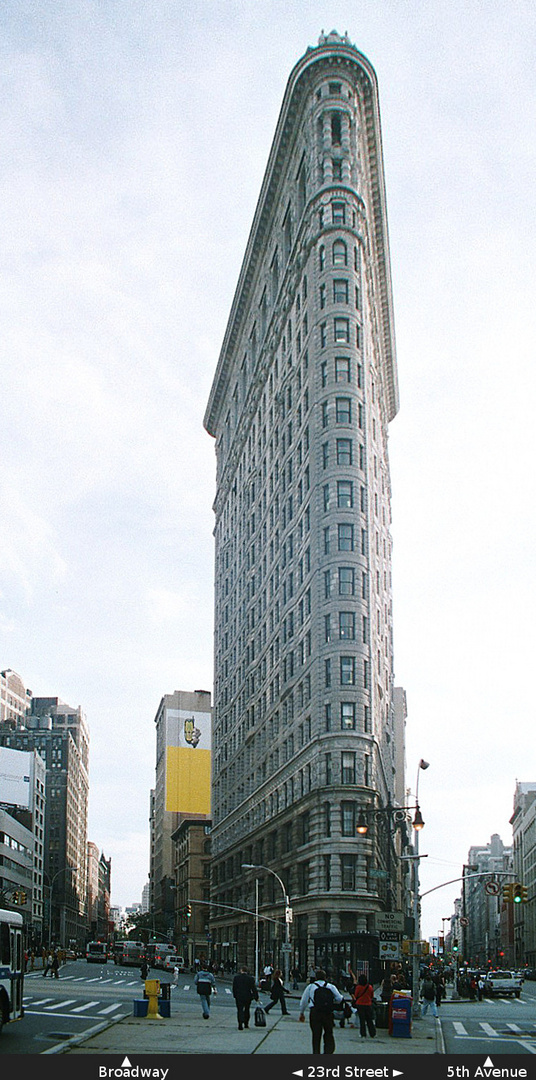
[{"x1": 0, "y1": 1, "x2": 534, "y2": 941}]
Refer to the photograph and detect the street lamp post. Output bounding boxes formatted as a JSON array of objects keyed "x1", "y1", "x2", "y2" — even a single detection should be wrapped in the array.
[
  {"x1": 242, "y1": 864, "x2": 291, "y2": 987},
  {"x1": 46, "y1": 865, "x2": 78, "y2": 948},
  {"x1": 411, "y1": 759, "x2": 430, "y2": 1018}
]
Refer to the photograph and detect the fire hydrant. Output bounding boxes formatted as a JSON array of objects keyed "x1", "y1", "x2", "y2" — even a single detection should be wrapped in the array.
[{"x1": 144, "y1": 978, "x2": 162, "y2": 1019}]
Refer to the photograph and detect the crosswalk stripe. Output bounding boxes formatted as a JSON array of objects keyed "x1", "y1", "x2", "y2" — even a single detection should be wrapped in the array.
[
  {"x1": 45, "y1": 999, "x2": 77, "y2": 1010},
  {"x1": 480, "y1": 1022, "x2": 498, "y2": 1036},
  {"x1": 98, "y1": 1003, "x2": 123, "y2": 1014},
  {"x1": 71, "y1": 1001, "x2": 100, "y2": 1013},
  {"x1": 453, "y1": 1021, "x2": 468, "y2": 1034},
  {"x1": 507, "y1": 1023, "x2": 523, "y2": 1031}
]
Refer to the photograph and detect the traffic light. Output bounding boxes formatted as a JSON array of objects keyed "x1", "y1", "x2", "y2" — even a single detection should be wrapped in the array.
[
  {"x1": 19, "y1": 891, "x2": 27, "y2": 905},
  {"x1": 452, "y1": 939, "x2": 459, "y2": 952},
  {"x1": 12, "y1": 890, "x2": 19, "y2": 905},
  {"x1": 186, "y1": 904, "x2": 192, "y2": 919},
  {"x1": 502, "y1": 883, "x2": 513, "y2": 902},
  {"x1": 512, "y1": 883, "x2": 528, "y2": 903}
]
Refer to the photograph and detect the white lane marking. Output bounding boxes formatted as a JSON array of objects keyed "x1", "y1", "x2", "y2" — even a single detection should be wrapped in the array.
[
  {"x1": 453, "y1": 1021, "x2": 468, "y2": 1034},
  {"x1": 97, "y1": 1002, "x2": 124, "y2": 1014},
  {"x1": 71, "y1": 1001, "x2": 100, "y2": 1012},
  {"x1": 480, "y1": 1022, "x2": 499, "y2": 1036},
  {"x1": 44, "y1": 999, "x2": 77, "y2": 1010}
]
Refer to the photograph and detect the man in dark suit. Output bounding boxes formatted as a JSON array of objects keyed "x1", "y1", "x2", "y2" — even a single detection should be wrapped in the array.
[{"x1": 232, "y1": 966, "x2": 259, "y2": 1029}]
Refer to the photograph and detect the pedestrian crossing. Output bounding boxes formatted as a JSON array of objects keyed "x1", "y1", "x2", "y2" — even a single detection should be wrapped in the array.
[
  {"x1": 23, "y1": 993, "x2": 129, "y2": 1020},
  {"x1": 449, "y1": 1018, "x2": 536, "y2": 1041}
]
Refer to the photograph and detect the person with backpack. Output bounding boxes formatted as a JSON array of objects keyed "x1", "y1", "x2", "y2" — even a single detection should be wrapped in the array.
[
  {"x1": 298, "y1": 968, "x2": 344, "y2": 1054},
  {"x1": 352, "y1": 973, "x2": 376, "y2": 1038},
  {"x1": 420, "y1": 973, "x2": 438, "y2": 1017},
  {"x1": 194, "y1": 963, "x2": 217, "y2": 1018}
]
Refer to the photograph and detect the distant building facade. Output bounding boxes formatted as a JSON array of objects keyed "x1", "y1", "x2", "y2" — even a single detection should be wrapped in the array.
[
  {"x1": 150, "y1": 689, "x2": 212, "y2": 930},
  {"x1": 0, "y1": 693, "x2": 89, "y2": 948},
  {"x1": 0, "y1": 745, "x2": 46, "y2": 947},
  {"x1": 510, "y1": 781, "x2": 536, "y2": 968},
  {"x1": 465, "y1": 834, "x2": 512, "y2": 966},
  {"x1": 204, "y1": 32, "x2": 404, "y2": 976}
]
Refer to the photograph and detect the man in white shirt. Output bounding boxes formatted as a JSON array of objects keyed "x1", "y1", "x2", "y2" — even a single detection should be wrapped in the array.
[{"x1": 298, "y1": 969, "x2": 344, "y2": 1054}]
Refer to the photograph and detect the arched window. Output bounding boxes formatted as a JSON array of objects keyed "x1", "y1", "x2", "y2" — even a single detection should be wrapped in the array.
[{"x1": 332, "y1": 239, "x2": 347, "y2": 266}]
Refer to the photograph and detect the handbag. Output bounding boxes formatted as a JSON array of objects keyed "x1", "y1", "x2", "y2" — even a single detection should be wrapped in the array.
[{"x1": 254, "y1": 1005, "x2": 267, "y2": 1027}]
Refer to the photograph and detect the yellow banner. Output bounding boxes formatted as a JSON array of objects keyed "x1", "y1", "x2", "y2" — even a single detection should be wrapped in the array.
[{"x1": 165, "y1": 745, "x2": 211, "y2": 814}]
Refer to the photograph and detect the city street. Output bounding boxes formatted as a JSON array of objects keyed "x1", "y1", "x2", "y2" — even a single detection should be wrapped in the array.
[
  {"x1": 440, "y1": 978, "x2": 536, "y2": 1055},
  {"x1": 2, "y1": 960, "x2": 536, "y2": 1057}
]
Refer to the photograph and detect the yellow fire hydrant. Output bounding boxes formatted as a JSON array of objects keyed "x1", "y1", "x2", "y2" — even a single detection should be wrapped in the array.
[{"x1": 144, "y1": 978, "x2": 162, "y2": 1019}]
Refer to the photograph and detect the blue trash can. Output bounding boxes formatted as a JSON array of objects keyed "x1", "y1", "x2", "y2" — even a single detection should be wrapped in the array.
[
  {"x1": 133, "y1": 999, "x2": 148, "y2": 1017},
  {"x1": 158, "y1": 999, "x2": 171, "y2": 1018}
]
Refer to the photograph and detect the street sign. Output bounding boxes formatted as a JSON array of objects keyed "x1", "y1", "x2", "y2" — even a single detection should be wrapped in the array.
[
  {"x1": 281, "y1": 943, "x2": 292, "y2": 953},
  {"x1": 460, "y1": 916, "x2": 469, "y2": 926},
  {"x1": 379, "y1": 940, "x2": 400, "y2": 960},
  {"x1": 379, "y1": 931, "x2": 401, "y2": 942},
  {"x1": 374, "y1": 911, "x2": 405, "y2": 932},
  {"x1": 485, "y1": 880, "x2": 500, "y2": 896},
  {"x1": 285, "y1": 906, "x2": 293, "y2": 924}
]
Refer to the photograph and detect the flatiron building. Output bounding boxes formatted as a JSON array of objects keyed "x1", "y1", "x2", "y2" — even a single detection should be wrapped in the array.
[{"x1": 204, "y1": 31, "x2": 403, "y2": 975}]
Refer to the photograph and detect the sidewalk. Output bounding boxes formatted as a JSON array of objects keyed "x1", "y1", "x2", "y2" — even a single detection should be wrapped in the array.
[{"x1": 48, "y1": 999, "x2": 444, "y2": 1056}]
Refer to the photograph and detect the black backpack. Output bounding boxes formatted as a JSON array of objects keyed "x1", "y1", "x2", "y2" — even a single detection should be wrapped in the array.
[
  {"x1": 313, "y1": 981, "x2": 335, "y2": 1013},
  {"x1": 196, "y1": 978, "x2": 213, "y2": 996}
]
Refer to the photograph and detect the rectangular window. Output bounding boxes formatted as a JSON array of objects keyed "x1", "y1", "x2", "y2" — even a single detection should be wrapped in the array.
[
  {"x1": 325, "y1": 704, "x2": 332, "y2": 732},
  {"x1": 324, "y1": 614, "x2": 332, "y2": 642},
  {"x1": 322, "y1": 442, "x2": 329, "y2": 468},
  {"x1": 340, "y1": 656, "x2": 356, "y2": 685},
  {"x1": 341, "y1": 854, "x2": 357, "y2": 890},
  {"x1": 341, "y1": 701, "x2": 356, "y2": 729},
  {"x1": 320, "y1": 322, "x2": 327, "y2": 348},
  {"x1": 335, "y1": 356, "x2": 351, "y2": 382},
  {"x1": 323, "y1": 484, "x2": 330, "y2": 512},
  {"x1": 325, "y1": 753, "x2": 332, "y2": 785},
  {"x1": 336, "y1": 397, "x2": 351, "y2": 423},
  {"x1": 341, "y1": 751, "x2": 356, "y2": 784},
  {"x1": 332, "y1": 201, "x2": 346, "y2": 225},
  {"x1": 339, "y1": 611, "x2": 355, "y2": 640},
  {"x1": 334, "y1": 317, "x2": 350, "y2": 343},
  {"x1": 322, "y1": 401, "x2": 329, "y2": 427},
  {"x1": 338, "y1": 567, "x2": 354, "y2": 595},
  {"x1": 336, "y1": 438, "x2": 352, "y2": 465},
  {"x1": 341, "y1": 801, "x2": 357, "y2": 835},
  {"x1": 323, "y1": 526, "x2": 330, "y2": 554},
  {"x1": 337, "y1": 522, "x2": 354, "y2": 551},
  {"x1": 321, "y1": 361, "x2": 327, "y2": 387},
  {"x1": 337, "y1": 480, "x2": 353, "y2": 508},
  {"x1": 324, "y1": 570, "x2": 331, "y2": 598},
  {"x1": 333, "y1": 279, "x2": 349, "y2": 304},
  {"x1": 320, "y1": 283, "x2": 326, "y2": 309},
  {"x1": 325, "y1": 659, "x2": 331, "y2": 688}
]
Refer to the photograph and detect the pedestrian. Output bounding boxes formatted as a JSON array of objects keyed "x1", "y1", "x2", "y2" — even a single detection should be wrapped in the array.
[
  {"x1": 420, "y1": 974, "x2": 438, "y2": 1017},
  {"x1": 51, "y1": 950, "x2": 60, "y2": 979},
  {"x1": 43, "y1": 951, "x2": 53, "y2": 977},
  {"x1": 353, "y1": 973, "x2": 376, "y2": 1038},
  {"x1": 298, "y1": 968, "x2": 344, "y2": 1055},
  {"x1": 264, "y1": 968, "x2": 290, "y2": 1015},
  {"x1": 434, "y1": 973, "x2": 445, "y2": 1007},
  {"x1": 291, "y1": 965, "x2": 301, "y2": 990},
  {"x1": 477, "y1": 976, "x2": 485, "y2": 1001},
  {"x1": 232, "y1": 965, "x2": 259, "y2": 1030},
  {"x1": 140, "y1": 959, "x2": 149, "y2": 980},
  {"x1": 194, "y1": 963, "x2": 217, "y2": 1018},
  {"x1": 172, "y1": 965, "x2": 179, "y2": 988}
]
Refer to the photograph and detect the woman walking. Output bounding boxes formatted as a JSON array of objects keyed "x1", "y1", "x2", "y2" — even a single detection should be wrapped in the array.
[
  {"x1": 353, "y1": 973, "x2": 376, "y2": 1038},
  {"x1": 264, "y1": 969, "x2": 290, "y2": 1015}
]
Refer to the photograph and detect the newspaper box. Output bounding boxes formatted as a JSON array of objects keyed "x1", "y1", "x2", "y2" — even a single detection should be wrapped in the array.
[{"x1": 389, "y1": 991, "x2": 412, "y2": 1038}]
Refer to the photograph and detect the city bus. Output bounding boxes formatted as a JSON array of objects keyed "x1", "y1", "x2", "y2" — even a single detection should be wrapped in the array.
[
  {"x1": 114, "y1": 941, "x2": 146, "y2": 966},
  {"x1": 86, "y1": 941, "x2": 108, "y2": 963},
  {"x1": 146, "y1": 942, "x2": 176, "y2": 969},
  {"x1": 0, "y1": 908, "x2": 24, "y2": 1035}
]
